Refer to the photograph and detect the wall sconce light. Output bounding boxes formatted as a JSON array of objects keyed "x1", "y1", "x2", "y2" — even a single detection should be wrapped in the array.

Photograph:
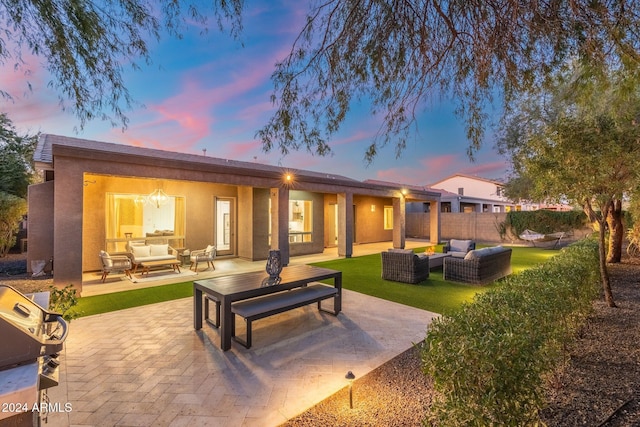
[
  {"x1": 345, "y1": 370, "x2": 356, "y2": 409},
  {"x1": 283, "y1": 171, "x2": 294, "y2": 187},
  {"x1": 371, "y1": 205, "x2": 376, "y2": 212},
  {"x1": 401, "y1": 189, "x2": 407, "y2": 196}
]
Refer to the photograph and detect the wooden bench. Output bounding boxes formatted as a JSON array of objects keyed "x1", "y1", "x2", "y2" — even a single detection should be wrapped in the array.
[{"x1": 230, "y1": 283, "x2": 339, "y2": 349}]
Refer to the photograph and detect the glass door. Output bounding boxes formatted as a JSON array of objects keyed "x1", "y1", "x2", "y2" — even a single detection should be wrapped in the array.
[{"x1": 215, "y1": 198, "x2": 235, "y2": 256}]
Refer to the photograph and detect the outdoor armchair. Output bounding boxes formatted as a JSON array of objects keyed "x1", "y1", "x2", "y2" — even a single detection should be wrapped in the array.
[
  {"x1": 443, "y1": 239, "x2": 476, "y2": 258},
  {"x1": 99, "y1": 250, "x2": 132, "y2": 282},
  {"x1": 381, "y1": 249, "x2": 430, "y2": 284},
  {"x1": 190, "y1": 245, "x2": 216, "y2": 272}
]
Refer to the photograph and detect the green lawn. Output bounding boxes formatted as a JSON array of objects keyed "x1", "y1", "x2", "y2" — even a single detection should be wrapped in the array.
[
  {"x1": 311, "y1": 245, "x2": 556, "y2": 314},
  {"x1": 73, "y1": 246, "x2": 556, "y2": 318}
]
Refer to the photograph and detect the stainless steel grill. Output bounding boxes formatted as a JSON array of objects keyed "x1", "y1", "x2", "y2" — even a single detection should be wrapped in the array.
[
  {"x1": 0, "y1": 285, "x2": 67, "y2": 371},
  {"x1": 0, "y1": 285, "x2": 68, "y2": 426}
]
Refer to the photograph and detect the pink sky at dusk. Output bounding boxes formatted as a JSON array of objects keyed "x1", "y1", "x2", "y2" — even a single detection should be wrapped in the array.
[{"x1": 0, "y1": 0, "x2": 509, "y2": 185}]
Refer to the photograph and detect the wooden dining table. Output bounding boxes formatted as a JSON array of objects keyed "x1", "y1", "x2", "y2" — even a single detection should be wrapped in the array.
[{"x1": 193, "y1": 265, "x2": 342, "y2": 351}]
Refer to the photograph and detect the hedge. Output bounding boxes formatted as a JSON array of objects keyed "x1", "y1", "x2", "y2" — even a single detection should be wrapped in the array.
[{"x1": 422, "y1": 239, "x2": 600, "y2": 426}]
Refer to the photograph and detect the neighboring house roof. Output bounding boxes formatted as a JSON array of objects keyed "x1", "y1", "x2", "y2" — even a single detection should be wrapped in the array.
[{"x1": 429, "y1": 173, "x2": 505, "y2": 188}]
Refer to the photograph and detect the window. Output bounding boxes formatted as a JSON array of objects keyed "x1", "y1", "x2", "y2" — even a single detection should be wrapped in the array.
[
  {"x1": 105, "y1": 193, "x2": 185, "y2": 252},
  {"x1": 384, "y1": 206, "x2": 394, "y2": 230},
  {"x1": 458, "y1": 187, "x2": 464, "y2": 196},
  {"x1": 289, "y1": 200, "x2": 313, "y2": 243}
]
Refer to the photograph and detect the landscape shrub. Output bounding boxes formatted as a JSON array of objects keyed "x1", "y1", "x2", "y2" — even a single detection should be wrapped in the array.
[
  {"x1": 499, "y1": 210, "x2": 587, "y2": 240},
  {"x1": 422, "y1": 239, "x2": 599, "y2": 426}
]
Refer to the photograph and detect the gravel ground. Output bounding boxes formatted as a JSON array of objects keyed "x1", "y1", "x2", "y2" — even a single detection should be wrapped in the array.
[
  {"x1": 0, "y1": 252, "x2": 54, "y2": 294},
  {"x1": 2, "y1": 252, "x2": 639, "y2": 426}
]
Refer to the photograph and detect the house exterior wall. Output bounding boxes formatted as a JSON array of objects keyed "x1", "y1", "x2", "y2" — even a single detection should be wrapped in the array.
[
  {"x1": 432, "y1": 175, "x2": 506, "y2": 201},
  {"x1": 31, "y1": 135, "x2": 442, "y2": 290},
  {"x1": 82, "y1": 174, "x2": 238, "y2": 272},
  {"x1": 353, "y1": 195, "x2": 394, "y2": 243},
  {"x1": 26, "y1": 181, "x2": 54, "y2": 274},
  {"x1": 323, "y1": 194, "x2": 338, "y2": 248},
  {"x1": 53, "y1": 156, "x2": 85, "y2": 285},
  {"x1": 237, "y1": 186, "x2": 256, "y2": 260}
]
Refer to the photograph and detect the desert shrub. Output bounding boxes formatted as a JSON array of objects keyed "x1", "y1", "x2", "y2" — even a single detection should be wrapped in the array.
[
  {"x1": 49, "y1": 284, "x2": 80, "y2": 321},
  {"x1": 499, "y1": 210, "x2": 587, "y2": 240},
  {"x1": 422, "y1": 239, "x2": 599, "y2": 426}
]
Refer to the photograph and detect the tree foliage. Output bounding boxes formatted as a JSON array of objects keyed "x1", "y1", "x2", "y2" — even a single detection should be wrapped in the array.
[
  {"x1": 0, "y1": 113, "x2": 38, "y2": 198},
  {"x1": 0, "y1": 192, "x2": 27, "y2": 257},
  {"x1": 257, "y1": 0, "x2": 640, "y2": 162},
  {"x1": 497, "y1": 64, "x2": 640, "y2": 307},
  {"x1": 0, "y1": 113, "x2": 37, "y2": 257},
  {"x1": 0, "y1": 0, "x2": 244, "y2": 130}
]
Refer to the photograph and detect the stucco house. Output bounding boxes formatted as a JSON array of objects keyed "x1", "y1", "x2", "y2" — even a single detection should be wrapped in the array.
[
  {"x1": 429, "y1": 173, "x2": 515, "y2": 213},
  {"x1": 29, "y1": 134, "x2": 441, "y2": 294},
  {"x1": 429, "y1": 173, "x2": 574, "y2": 212}
]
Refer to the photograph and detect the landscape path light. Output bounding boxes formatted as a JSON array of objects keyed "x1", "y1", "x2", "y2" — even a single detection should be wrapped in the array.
[{"x1": 345, "y1": 370, "x2": 356, "y2": 409}]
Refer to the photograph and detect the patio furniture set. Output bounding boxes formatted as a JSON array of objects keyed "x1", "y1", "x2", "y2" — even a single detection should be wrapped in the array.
[
  {"x1": 381, "y1": 239, "x2": 512, "y2": 286},
  {"x1": 98, "y1": 242, "x2": 216, "y2": 282},
  {"x1": 193, "y1": 264, "x2": 342, "y2": 351}
]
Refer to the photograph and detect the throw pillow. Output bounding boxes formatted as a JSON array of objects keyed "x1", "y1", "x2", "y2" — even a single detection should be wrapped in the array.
[
  {"x1": 150, "y1": 244, "x2": 169, "y2": 257},
  {"x1": 132, "y1": 245, "x2": 151, "y2": 259},
  {"x1": 100, "y1": 251, "x2": 113, "y2": 267},
  {"x1": 205, "y1": 245, "x2": 215, "y2": 254}
]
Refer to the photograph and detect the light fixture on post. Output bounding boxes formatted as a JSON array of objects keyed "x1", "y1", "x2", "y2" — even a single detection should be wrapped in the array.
[
  {"x1": 345, "y1": 371, "x2": 356, "y2": 409},
  {"x1": 148, "y1": 187, "x2": 169, "y2": 208}
]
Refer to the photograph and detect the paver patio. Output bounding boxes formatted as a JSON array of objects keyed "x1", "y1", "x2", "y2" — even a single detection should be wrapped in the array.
[
  {"x1": 47, "y1": 241, "x2": 437, "y2": 426},
  {"x1": 47, "y1": 290, "x2": 436, "y2": 426}
]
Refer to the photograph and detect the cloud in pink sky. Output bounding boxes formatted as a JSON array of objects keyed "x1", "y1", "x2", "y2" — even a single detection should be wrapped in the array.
[{"x1": 0, "y1": 0, "x2": 509, "y2": 186}]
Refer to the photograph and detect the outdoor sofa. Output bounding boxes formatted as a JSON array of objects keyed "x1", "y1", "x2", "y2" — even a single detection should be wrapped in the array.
[
  {"x1": 443, "y1": 246, "x2": 512, "y2": 285},
  {"x1": 126, "y1": 241, "x2": 177, "y2": 272},
  {"x1": 381, "y1": 249, "x2": 430, "y2": 284}
]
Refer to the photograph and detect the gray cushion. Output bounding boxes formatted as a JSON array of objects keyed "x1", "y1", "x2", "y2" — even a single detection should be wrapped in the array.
[
  {"x1": 388, "y1": 248, "x2": 413, "y2": 254},
  {"x1": 449, "y1": 239, "x2": 473, "y2": 252}
]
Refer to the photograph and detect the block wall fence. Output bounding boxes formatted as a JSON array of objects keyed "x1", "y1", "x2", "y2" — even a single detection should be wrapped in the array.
[{"x1": 406, "y1": 212, "x2": 592, "y2": 243}]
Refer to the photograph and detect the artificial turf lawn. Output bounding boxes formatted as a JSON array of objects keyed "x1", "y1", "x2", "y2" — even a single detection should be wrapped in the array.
[{"x1": 73, "y1": 246, "x2": 556, "y2": 318}]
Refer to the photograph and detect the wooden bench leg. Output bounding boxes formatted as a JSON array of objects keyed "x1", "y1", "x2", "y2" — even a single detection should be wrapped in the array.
[{"x1": 204, "y1": 295, "x2": 220, "y2": 328}]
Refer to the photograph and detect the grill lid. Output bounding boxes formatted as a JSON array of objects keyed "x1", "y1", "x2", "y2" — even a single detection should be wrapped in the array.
[{"x1": 0, "y1": 285, "x2": 68, "y2": 370}]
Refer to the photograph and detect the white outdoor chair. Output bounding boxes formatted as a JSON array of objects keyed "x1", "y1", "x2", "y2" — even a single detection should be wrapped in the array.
[
  {"x1": 190, "y1": 245, "x2": 216, "y2": 272},
  {"x1": 99, "y1": 250, "x2": 132, "y2": 282}
]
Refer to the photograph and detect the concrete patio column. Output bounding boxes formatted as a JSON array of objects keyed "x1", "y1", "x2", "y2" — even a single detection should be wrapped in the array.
[
  {"x1": 337, "y1": 192, "x2": 353, "y2": 258},
  {"x1": 270, "y1": 188, "x2": 290, "y2": 265},
  {"x1": 392, "y1": 196, "x2": 406, "y2": 249},
  {"x1": 429, "y1": 200, "x2": 441, "y2": 244},
  {"x1": 52, "y1": 157, "x2": 84, "y2": 291}
]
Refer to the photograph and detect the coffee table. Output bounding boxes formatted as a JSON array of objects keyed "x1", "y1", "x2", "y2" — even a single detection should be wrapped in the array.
[
  {"x1": 139, "y1": 259, "x2": 181, "y2": 276},
  {"x1": 427, "y1": 253, "x2": 451, "y2": 270}
]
